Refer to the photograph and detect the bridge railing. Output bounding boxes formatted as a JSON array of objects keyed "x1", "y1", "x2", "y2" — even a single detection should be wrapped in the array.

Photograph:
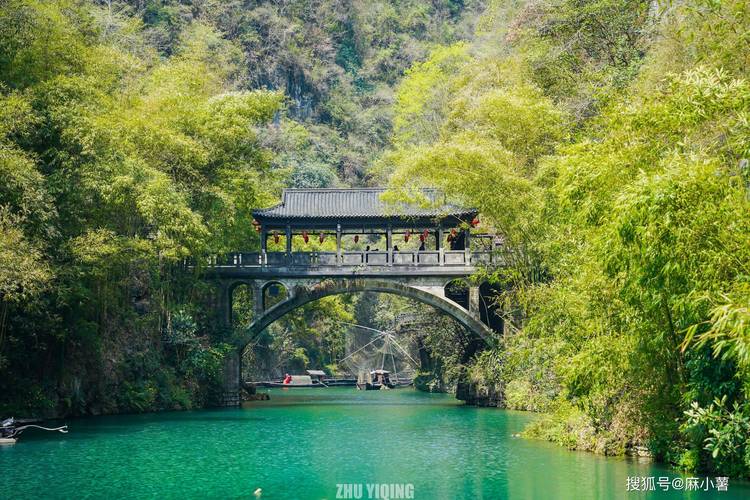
[{"x1": 201, "y1": 250, "x2": 501, "y2": 269}]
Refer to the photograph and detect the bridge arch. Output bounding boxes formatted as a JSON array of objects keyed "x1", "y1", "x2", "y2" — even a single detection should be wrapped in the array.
[{"x1": 236, "y1": 278, "x2": 496, "y2": 352}]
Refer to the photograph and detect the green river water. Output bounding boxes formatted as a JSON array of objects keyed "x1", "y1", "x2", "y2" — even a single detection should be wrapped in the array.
[{"x1": 2, "y1": 388, "x2": 748, "y2": 499}]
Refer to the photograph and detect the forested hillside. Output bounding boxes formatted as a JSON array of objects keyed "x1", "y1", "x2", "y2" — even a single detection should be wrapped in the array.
[
  {"x1": 0, "y1": 0, "x2": 481, "y2": 414},
  {"x1": 115, "y1": 0, "x2": 483, "y2": 186},
  {"x1": 384, "y1": 0, "x2": 750, "y2": 479},
  {"x1": 1, "y1": 0, "x2": 749, "y2": 480}
]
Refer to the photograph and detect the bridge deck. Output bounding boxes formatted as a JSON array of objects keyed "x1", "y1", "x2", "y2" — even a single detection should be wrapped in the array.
[{"x1": 202, "y1": 250, "x2": 498, "y2": 278}]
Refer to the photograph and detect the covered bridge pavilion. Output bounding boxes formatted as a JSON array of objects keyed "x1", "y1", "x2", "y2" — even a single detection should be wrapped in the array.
[{"x1": 250, "y1": 188, "x2": 490, "y2": 268}]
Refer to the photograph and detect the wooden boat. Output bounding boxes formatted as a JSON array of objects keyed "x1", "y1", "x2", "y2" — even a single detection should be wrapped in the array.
[
  {"x1": 254, "y1": 374, "x2": 327, "y2": 388},
  {"x1": 357, "y1": 382, "x2": 388, "y2": 391},
  {"x1": 392, "y1": 379, "x2": 414, "y2": 388},
  {"x1": 356, "y1": 370, "x2": 396, "y2": 390},
  {"x1": 261, "y1": 381, "x2": 327, "y2": 388},
  {"x1": 251, "y1": 370, "x2": 360, "y2": 388},
  {"x1": 0, "y1": 417, "x2": 68, "y2": 444},
  {"x1": 252, "y1": 377, "x2": 356, "y2": 388},
  {"x1": 322, "y1": 377, "x2": 357, "y2": 387}
]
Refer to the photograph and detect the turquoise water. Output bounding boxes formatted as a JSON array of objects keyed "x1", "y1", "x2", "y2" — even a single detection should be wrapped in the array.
[{"x1": 1, "y1": 388, "x2": 748, "y2": 499}]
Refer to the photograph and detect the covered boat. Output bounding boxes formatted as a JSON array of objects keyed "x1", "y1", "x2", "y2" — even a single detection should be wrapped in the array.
[{"x1": 356, "y1": 369, "x2": 396, "y2": 391}]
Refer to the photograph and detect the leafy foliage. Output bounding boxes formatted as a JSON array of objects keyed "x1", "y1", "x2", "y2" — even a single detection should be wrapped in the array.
[
  {"x1": 684, "y1": 397, "x2": 750, "y2": 478},
  {"x1": 0, "y1": 0, "x2": 283, "y2": 415},
  {"x1": 386, "y1": 0, "x2": 750, "y2": 478}
]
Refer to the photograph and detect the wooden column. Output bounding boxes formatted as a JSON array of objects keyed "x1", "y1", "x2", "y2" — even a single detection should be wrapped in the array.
[
  {"x1": 386, "y1": 225, "x2": 393, "y2": 265},
  {"x1": 336, "y1": 223, "x2": 342, "y2": 266},
  {"x1": 260, "y1": 228, "x2": 267, "y2": 265},
  {"x1": 285, "y1": 225, "x2": 292, "y2": 254},
  {"x1": 464, "y1": 228, "x2": 471, "y2": 264},
  {"x1": 437, "y1": 228, "x2": 444, "y2": 266}
]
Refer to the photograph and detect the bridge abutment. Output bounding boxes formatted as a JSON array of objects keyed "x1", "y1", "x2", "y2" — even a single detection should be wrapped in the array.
[{"x1": 221, "y1": 350, "x2": 241, "y2": 407}]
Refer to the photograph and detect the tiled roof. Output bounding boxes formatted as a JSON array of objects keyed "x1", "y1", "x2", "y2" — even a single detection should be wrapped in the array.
[{"x1": 253, "y1": 188, "x2": 476, "y2": 220}]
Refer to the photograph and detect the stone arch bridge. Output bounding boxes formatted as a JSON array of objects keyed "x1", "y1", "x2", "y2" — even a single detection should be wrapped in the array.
[{"x1": 203, "y1": 188, "x2": 504, "y2": 405}]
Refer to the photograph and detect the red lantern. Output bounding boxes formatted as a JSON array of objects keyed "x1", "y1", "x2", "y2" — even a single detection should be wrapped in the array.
[
  {"x1": 319, "y1": 232, "x2": 325, "y2": 243},
  {"x1": 273, "y1": 231, "x2": 280, "y2": 244},
  {"x1": 422, "y1": 229, "x2": 429, "y2": 240},
  {"x1": 404, "y1": 230, "x2": 411, "y2": 242},
  {"x1": 471, "y1": 217, "x2": 480, "y2": 227},
  {"x1": 419, "y1": 233, "x2": 425, "y2": 242},
  {"x1": 450, "y1": 228, "x2": 457, "y2": 237},
  {"x1": 252, "y1": 219, "x2": 261, "y2": 232},
  {"x1": 302, "y1": 230, "x2": 309, "y2": 244},
  {"x1": 354, "y1": 235, "x2": 359, "y2": 243}
]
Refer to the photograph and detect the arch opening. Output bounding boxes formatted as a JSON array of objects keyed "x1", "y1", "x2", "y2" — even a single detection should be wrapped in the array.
[
  {"x1": 237, "y1": 279, "x2": 496, "y2": 354},
  {"x1": 242, "y1": 292, "x2": 428, "y2": 384},
  {"x1": 262, "y1": 281, "x2": 288, "y2": 311},
  {"x1": 444, "y1": 279, "x2": 470, "y2": 309},
  {"x1": 479, "y1": 282, "x2": 505, "y2": 333}
]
